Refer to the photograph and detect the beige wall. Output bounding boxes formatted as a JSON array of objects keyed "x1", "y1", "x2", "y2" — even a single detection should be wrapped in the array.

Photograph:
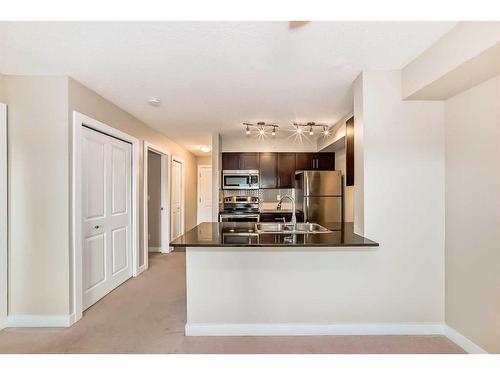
[
  {"x1": 196, "y1": 156, "x2": 212, "y2": 166},
  {"x1": 3, "y1": 76, "x2": 70, "y2": 315},
  {"x1": 444, "y1": 74, "x2": 500, "y2": 353},
  {"x1": 68, "y1": 78, "x2": 198, "y2": 269},
  {"x1": 353, "y1": 70, "x2": 445, "y2": 323}
]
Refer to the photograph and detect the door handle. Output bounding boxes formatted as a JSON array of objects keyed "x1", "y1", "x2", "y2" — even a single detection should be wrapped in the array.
[{"x1": 94, "y1": 225, "x2": 100, "y2": 229}]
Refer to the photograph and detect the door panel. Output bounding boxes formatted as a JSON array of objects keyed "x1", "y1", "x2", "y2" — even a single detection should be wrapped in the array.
[
  {"x1": 295, "y1": 153, "x2": 315, "y2": 171},
  {"x1": 221, "y1": 153, "x2": 241, "y2": 170},
  {"x1": 111, "y1": 146, "x2": 128, "y2": 214},
  {"x1": 277, "y1": 153, "x2": 296, "y2": 188},
  {"x1": 172, "y1": 160, "x2": 183, "y2": 239},
  {"x1": 84, "y1": 138, "x2": 106, "y2": 220},
  {"x1": 316, "y1": 153, "x2": 336, "y2": 170},
  {"x1": 198, "y1": 166, "x2": 213, "y2": 223},
  {"x1": 304, "y1": 170, "x2": 343, "y2": 196},
  {"x1": 240, "y1": 153, "x2": 259, "y2": 170},
  {"x1": 259, "y1": 152, "x2": 277, "y2": 188},
  {"x1": 83, "y1": 234, "x2": 106, "y2": 291},
  {"x1": 82, "y1": 127, "x2": 132, "y2": 310}
]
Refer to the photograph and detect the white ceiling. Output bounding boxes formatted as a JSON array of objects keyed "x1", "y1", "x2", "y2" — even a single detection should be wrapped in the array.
[{"x1": 0, "y1": 21, "x2": 457, "y2": 156}]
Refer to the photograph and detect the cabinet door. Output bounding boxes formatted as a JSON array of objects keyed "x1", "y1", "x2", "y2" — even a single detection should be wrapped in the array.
[
  {"x1": 277, "y1": 153, "x2": 296, "y2": 188},
  {"x1": 240, "y1": 152, "x2": 259, "y2": 170},
  {"x1": 316, "y1": 153, "x2": 335, "y2": 170},
  {"x1": 295, "y1": 153, "x2": 315, "y2": 171},
  {"x1": 222, "y1": 153, "x2": 241, "y2": 170},
  {"x1": 259, "y1": 152, "x2": 277, "y2": 188}
]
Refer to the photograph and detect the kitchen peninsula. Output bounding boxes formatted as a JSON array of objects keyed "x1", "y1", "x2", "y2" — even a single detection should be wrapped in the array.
[{"x1": 170, "y1": 222, "x2": 378, "y2": 336}]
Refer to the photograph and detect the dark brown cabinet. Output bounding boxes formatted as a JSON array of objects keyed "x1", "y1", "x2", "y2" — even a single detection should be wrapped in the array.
[
  {"x1": 259, "y1": 212, "x2": 304, "y2": 223},
  {"x1": 316, "y1": 153, "x2": 335, "y2": 170},
  {"x1": 346, "y1": 116, "x2": 354, "y2": 186},
  {"x1": 295, "y1": 153, "x2": 316, "y2": 170},
  {"x1": 296, "y1": 152, "x2": 335, "y2": 171},
  {"x1": 222, "y1": 152, "x2": 259, "y2": 170},
  {"x1": 277, "y1": 153, "x2": 296, "y2": 188},
  {"x1": 259, "y1": 152, "x2": 278, "y2": 188}
]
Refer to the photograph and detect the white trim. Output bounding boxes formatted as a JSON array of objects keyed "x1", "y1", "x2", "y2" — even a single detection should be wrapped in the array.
[
  {"x1": 171, "y1": 156, "x2": 185, "y2": 238},
  {"x1": 0, "y1": 103, "x2": 7, "y2": 330},
  {"x1": 143, "y1": 142, "x2": 171, "y2": 262},
  {"x1": 148, "y1": 246, "x2": 162, "y2": 253},
  {"x1": 197, "y1": 164, "x2": 212, "y2": 225},
  {"x1": 7, "y1": 314, "x2": 74, "y2": 328},
  {"x1": 71, "y1": 111, "x2": 140, "y2": 324},
  {"x1": 444, "y1": 325, "x2": 488, "y2": 354},
  {"x1": 185, "y1": 323, "x2": 445, "y2": 337}
]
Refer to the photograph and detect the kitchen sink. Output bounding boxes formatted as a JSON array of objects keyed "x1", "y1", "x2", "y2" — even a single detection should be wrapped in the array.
[{"x1": 255, "y1": 222, "x2": 331, "y2": 234}]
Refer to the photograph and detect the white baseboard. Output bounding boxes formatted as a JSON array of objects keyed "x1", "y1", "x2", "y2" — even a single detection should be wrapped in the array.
[
  {"x1": 7, "y1": 314, "x2": 73, "y2": 328},
  {"x1": 185, "y1": 323, "x2": 445, "y2": 337},
  {"x1": 444, "y1": 325, "x2": 488, "y2": 354},
  {"x1": 148, "y1": 247, "x2": 161, "y2": 253}
]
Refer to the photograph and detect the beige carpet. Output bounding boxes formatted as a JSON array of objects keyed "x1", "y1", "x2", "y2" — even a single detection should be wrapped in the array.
[{"x1": 0, "y1": 253, "x2": 465, "y2": 354}]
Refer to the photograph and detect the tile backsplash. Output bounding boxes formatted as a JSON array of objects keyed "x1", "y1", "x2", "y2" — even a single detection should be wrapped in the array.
[{"x1": 221, "y1": 188, "x2": 295, "y2": 211}]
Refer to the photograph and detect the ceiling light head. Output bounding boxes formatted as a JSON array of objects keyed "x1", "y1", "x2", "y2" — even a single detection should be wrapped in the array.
[
  {"x1": 296, "y1": 126, "x2": 303, "y2": 134},
  {"x1": 309, "y1": 126, "x2": 314, "y2": 136},
  {"x1": 272, "y1": 126, "x2": 276, "y2": 136},
  {"x1": 323, "y1": 126, "x2": 330, "y2": 136},
  {"x1": 199, "y1": 146, "x2": 211, "y2": 153},
  {"x1": 259, "y1": 127, "x2": 265, "y2": 135},
  {"x1": 147, "y1": 97, "x2": 161, "y2": 107},
  {"x1": 246, "y1": 125, "x2": 250, "y2": 135}
]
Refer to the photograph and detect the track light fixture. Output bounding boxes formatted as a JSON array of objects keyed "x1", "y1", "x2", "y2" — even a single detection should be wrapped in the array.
[{"x1": 242, "y1": 122, "x2": 279, "y2": 136}]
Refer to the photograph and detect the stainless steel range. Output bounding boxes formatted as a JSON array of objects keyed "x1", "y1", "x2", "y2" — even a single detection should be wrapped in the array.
[{"x1": 218, "y1": 196, "x2": 260, "y2": 222}]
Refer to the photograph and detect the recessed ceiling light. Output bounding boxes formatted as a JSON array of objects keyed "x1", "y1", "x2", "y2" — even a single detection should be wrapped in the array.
[
  {"x1": 199, "y1": 146, "x2": 211, "y2": 153},
  {"x1": 147, "y1": 97, "x2": 161, "y2": 107}
]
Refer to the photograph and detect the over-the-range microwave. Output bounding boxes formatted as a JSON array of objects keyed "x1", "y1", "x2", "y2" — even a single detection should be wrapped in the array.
[{"x1": 222, "y1": 170, "x2": 259, "y2": 190}]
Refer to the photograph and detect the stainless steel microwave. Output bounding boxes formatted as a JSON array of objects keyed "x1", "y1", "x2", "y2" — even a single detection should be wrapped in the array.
[{"x1": 222, "y1": 170, "x2": 259, "y2": 190}]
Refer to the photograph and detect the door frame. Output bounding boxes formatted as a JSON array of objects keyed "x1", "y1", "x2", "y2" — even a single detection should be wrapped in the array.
[
  {"x1": 171, "y1": 156, "x2": 185, "y2": 239},
  {"x1": 197, "y1": 164, "x2": 212, "y2": 224},
  {"x1": 0, "y1": 103, "x2": 7, "y2": 329},
  {"x1": 143, "y1": 142, "x2": 171, "y2": 265},
  {"x1": 71, "y1": 111, "x2": 140, "y2": 324}
]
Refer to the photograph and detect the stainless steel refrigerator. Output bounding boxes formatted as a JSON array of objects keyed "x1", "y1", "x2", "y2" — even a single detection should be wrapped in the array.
[{"x1": 294, "y1": 170, "x2": 343, "y2": 226}]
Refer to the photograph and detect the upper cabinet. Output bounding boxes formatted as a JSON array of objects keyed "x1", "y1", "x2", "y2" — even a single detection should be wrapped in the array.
[
  {"x1": 259, "y1": 152, "x2": 278, "y2": 188},
  {"x1": 221, "y1": 152, "x2": 259, "y2": 170},
  {"x1": 296, "y1": 152, "x2": 335, "y2": 171},
  {"x1": 277, "y1": 152, "x2": 296, "y2": 188},
  {"x1": 221, "y1": 152, "x2": 336, "y2": 189},
  {"x1": 345, "y1": 116, "x2": 354, "y2": 186}
]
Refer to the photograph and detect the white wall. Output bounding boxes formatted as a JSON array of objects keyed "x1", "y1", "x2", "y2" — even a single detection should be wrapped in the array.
[
  {"x1": 355, "y1": 70, "x2": 446, "y2": 323},
  {"x1": 221, "y1": 134, "x2": 319, "y2": 153},
  {"x1": 444, "y1": 74, "x2": 500, "y2": 353},
  {"x1": 402, "y1": 22, "x2": 500, "y2": 100}
]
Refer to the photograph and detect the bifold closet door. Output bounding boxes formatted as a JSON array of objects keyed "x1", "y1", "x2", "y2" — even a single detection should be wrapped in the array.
[{"x1": 81, "y1": 127, "x2": 132, "y2": 310}]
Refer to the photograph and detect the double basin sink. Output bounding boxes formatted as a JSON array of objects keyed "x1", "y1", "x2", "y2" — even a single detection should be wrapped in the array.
[{"x1": 255, "y1": 222, "x2": 331, "y2": 234}]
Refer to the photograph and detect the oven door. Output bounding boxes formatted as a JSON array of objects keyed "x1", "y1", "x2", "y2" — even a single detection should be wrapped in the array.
[{"x1": 219, "y1": 214, "x2": 260, "y2": 222}]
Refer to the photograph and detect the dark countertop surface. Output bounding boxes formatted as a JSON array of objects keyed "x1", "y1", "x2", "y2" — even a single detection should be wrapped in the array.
[{"x1": 170, "y1": 222, "x2": 378, "y2": 249}]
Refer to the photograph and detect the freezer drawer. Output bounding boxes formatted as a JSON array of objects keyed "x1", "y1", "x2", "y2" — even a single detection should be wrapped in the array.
[{"x1": 304, "y1": 196, "x2": 342, "y2": 224}]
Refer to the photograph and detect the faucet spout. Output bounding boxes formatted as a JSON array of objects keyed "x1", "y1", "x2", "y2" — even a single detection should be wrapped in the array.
[{"x1": 278, "y1": 195, "x2": 296, "y2": 225}]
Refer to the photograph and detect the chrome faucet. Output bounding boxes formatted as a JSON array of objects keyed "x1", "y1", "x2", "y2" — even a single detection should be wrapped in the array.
[{"x1": 278, "y1": 195, "x2": 296, "y2": 225}]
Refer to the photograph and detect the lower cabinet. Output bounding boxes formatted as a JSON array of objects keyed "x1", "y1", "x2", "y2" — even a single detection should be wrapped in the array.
[{"x1": 259, "y1": 212, "x2": 304, "y2": 223}]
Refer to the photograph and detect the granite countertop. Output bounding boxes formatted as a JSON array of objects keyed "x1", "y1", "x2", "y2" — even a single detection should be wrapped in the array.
[{"x1": 170, "y1": 222, "x2": 378, "y2": 249}]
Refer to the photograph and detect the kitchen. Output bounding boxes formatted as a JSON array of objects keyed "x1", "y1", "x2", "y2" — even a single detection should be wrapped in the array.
[{"x1": 171, "y1": 120, "x2": 380, "y2": 336}]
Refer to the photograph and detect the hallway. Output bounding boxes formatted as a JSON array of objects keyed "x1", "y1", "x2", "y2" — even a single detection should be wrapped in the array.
[{"x1": 0, "y1": 254, "x2": 464, "y2": 354}]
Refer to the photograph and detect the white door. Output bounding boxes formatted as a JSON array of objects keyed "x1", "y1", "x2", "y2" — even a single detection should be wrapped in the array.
[
  {"x1": 171, "y1": 159, "x2": 183, "y2": 239},
  {"x1": 197, "y1": 166, "x2": 212, "y2": 224},
  {"x1": 82, "y1": 127, "x2": 132, "y2": 310}
]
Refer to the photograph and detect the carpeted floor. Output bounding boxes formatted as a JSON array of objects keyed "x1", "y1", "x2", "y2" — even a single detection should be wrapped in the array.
[{"x1": 0, "y1": 253, "x2": 465, "y2": 354}]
